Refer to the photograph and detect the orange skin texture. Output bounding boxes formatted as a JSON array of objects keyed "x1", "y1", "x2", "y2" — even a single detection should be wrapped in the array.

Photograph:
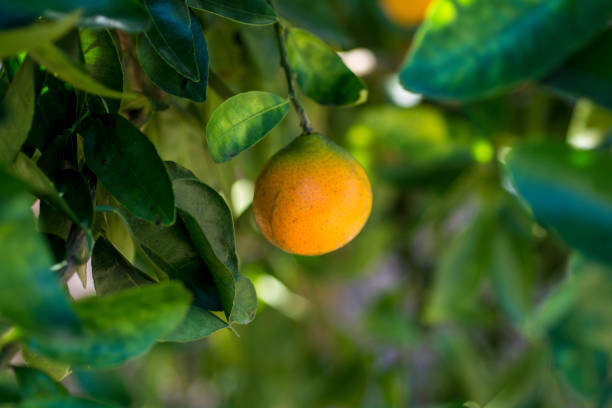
[
  {"x1": 253, "y1": 133, "x2": 372, "y2": 256},
  {"x1": 379, "y1": 0, "x2": 432, "y2": 26}
]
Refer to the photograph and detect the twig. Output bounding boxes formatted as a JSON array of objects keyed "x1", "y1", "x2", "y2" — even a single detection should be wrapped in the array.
[
  {"x1": 208, "y1": 70, "x2": 236, "y2": 100},
  {"x1": 0, "y1": 344, "x2": 19, "y2": 371},
  {"x1": 274, "y1": 23, "x2": 313, "y2": 135}
]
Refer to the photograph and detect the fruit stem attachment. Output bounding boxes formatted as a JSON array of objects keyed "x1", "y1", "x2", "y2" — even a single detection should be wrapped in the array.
[{"x1": 275, "y1": 23, "x2": 313, "y2": 135}]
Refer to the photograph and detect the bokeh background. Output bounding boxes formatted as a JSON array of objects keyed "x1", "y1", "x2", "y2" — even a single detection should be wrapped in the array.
[{"x1": 3, "y1": 0, "x2": 610, "y2": 407}]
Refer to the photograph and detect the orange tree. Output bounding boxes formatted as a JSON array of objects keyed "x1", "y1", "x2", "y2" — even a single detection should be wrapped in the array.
[{"x1": 2, "y1": 0, "x2": 612, "y2": 407}]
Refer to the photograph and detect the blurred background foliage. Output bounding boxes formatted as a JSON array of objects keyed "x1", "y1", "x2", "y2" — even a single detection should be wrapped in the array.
[{"x1": 2, "y1": 0, "x2": 612, "y2": 407}]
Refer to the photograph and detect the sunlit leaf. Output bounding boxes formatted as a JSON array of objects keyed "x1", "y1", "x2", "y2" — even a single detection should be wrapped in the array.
[
  {"x1": 80, "y1": 29, "x2": 124, "y2": 114},
  {"x1": 206, "y1": 91, "x2": 289, "y2": 163}
]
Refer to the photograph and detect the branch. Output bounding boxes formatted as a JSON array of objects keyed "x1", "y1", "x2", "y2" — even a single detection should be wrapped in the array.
[
  {"x1": 208, "y1": 70, "x2": 236, "y2": 100},
  {"x1": 274, "y1": 23, "x2": 313, "y2": 135}
]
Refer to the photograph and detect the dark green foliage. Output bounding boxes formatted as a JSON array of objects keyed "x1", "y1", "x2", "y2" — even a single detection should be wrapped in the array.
[{"x1": 2, "y1": 0, "x2": 612, "y2": 406}]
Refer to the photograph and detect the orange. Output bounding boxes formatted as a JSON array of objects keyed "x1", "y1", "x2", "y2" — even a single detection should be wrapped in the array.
[
  {"x1": 379, "y1": 0, "x2": 433, "y2": 26},
  {"x1": 253, "y1": 133, "x2": 372, "y2": 256}
]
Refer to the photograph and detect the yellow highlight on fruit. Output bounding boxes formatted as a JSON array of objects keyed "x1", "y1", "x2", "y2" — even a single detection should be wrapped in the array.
[
  {"x1": 379, "y1": 0, "x2": 434, "y2": 26},
  {"x1": 253, "y1": 133, "x2": 372, "y2": 256}
]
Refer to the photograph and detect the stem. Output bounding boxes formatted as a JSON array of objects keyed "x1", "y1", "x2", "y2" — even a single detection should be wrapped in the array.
[
  {"x1": 0, "y1": 343, "x2": 19, "y2": 371},
  {"x1": 208, "y1": 70, "x2": 236, "y2": 100},
  {"x1": 274, "y1": 23, "x2": 313, "y2": 135}
]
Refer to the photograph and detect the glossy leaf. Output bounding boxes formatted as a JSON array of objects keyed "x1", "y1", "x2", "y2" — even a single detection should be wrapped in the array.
[
  {"x1": 92, "y1": 238, "x2": 153, "y2": 295},
  {"x1": 13, "y1": 367, "x2": 67, "y2": 399},
  {"x1": 137, "y1": 11, "x2": 208, "y2": 102},
  {"x1": 506, "y1": 142, "x2": 612, "y2": 264},
  {"x1": 0, "y1": 169, "x2": 79, "y2": 333},
  {"x1": 144, "y1": 0, "x2": 199, "y2": 81},
  {"x1": 173, "y1": 178, "x2": 238, "y2": 317},
  {"x1": 83, "y1": 114, "x2": 176, "y2": 226},
  {"x1": 399, "y1": 0, "x2": 612, "y2": 100},
  {"x1": 543, "y1": 30, "x2": 612, "y2": 109},
  {"x1": 206, "y1": 91, "x2": 289, "y2": 163},
  {"x1": 0, "y1": 0, "x2": 149, "y2": 32},
  {"x1": 26, "y1": 282, "x2": 191, "y2": 368},
  {"x1": 286, "y1": 28, "x2": 367, "y2": 106},
  {"x1": 28, "y1": 45, "x2": 129, "y2": 100},
  {"x1": 0, "y1": 58, "x2": 34, "y2": 166},
  {"x1": 0, "y1": 12, "x2": 79, "y2": 58},
  {"x1": 80, "y1": 29, "x2": 124, "y2": 114},
  {"x1": 187, "y1": 0, "x2": 276, "y2": 25}
]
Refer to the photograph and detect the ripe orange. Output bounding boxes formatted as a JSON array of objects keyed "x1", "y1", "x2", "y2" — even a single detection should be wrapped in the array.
[
  {"x1": 379, "y1": 0, "x2": 433, "y2": 26},
  {"x1": 253, "y1": 133, "x2": 372, "y2": 256}
]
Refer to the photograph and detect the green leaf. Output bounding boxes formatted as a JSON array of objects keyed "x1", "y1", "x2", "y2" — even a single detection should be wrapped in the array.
[
  {"x1": 426, "y1": 212, "x2": 493, "y2": 324},
  {"x1": 80, "y1": 29, "x2": 124, "y2": 114},
  {"x1": 489, "y1": 229, "x2": 533, "y2": 326},
  {"x1": 187, "y1": 0, "x2": 277, "y2": 25},
  {"x1": 543, "y1": 30, "x2": 612, "y2": 109},
  {"x1": 93, "y1": 235, "x2": 225, "y2": 342},
  {"x1": 95, "y1": 206, "x2": 166, "y2": 282},
  {"x1": 0, "y1": 0, "x2": 149, "y2": 32},
  {"x1": 13, "y1": 366, "x2": 67, "y2": 400},
  {"x1": 26, "y1": 282, "x2": 191, "y2": 368},
  {"x1": 173, "y1": 178, "x2": 238, "y2": 317},
  {"x1": 286, "y1": 28, "x2": 367, "y2": 106},
  {"x1": 0, "y1": 58, "x2": 34, "y2": 166},
  {"x1": 161, "y1": 306, "x2": 227, "y2": 342},
  {"x1": 20, "y1": 396, "x2": 120, "y2": 408},
  {"x1": 83, "y1": 114, "x2": 176, "y2": 226},
  {"x1": 206, "y1": 91, "x2": 289, "y2": 163},
  {"x1": 0, "y1": 12, "x2": 79, "y2": 58},
  {"x1": 399, "y1": 0, "x2": 612, "y2": 100},
  {"x1": 26, "y1": 77, "x2": 77, "y2": 152},
  {"x1": 144, "y1": 0, "x2": 199, "y2": 81},
  {"x1": 118, "y1": 211, "x2": 223, "y2": 310},
  {"x1": 137, "y1": 11, "x2": 208, "y2": 102},
  {"x1": 9, "y1": 154, "x2": 92, "y2": 229},
  {"x1": 505, "y1": 142, "x2": 612, "y2": 264},
  {"x1": 0, "y1": 169, "x2": 79, "y2": 333},
  {"x1": 92, "y1": 238, "x2": 153, "y2": 295},
  {"x1": 28, "y1": 45, "x2": 130, "y2": 100},
  {"x1": 228, "y1": 273, "x2": 257, "y2": 325},
  {"x1": 21, "y1": 347, "x2": 71, "y2": 382}
]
